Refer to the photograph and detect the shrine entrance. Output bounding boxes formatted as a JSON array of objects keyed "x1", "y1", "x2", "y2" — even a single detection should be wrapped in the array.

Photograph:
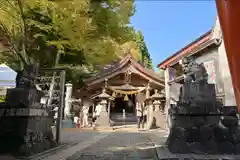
[
  {"x1": 110, "y1": 94, "x2": 137, "y2": 125},
  {"x1": 82, "y1": 54, "x2": 165, "y2": 129},
  {"x1": 111, "y1": 94, "x2": 136, "y2": 114}
]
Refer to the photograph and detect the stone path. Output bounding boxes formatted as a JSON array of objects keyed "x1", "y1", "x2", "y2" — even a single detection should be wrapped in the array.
[
  {"x1": 40, "y1": 127, "x2": 169, "y2": 160},
  {"x1": 40, "y1": 130, "x2": 110, "y2": 160},
  {"x1": 68, "y1": 132, "x2": 157, "y2": 160}
]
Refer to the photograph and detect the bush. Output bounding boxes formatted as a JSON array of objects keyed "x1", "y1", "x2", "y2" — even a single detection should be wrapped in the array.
[{"x1": 0, "y1": 96, "x2": 6, "y2": 103}]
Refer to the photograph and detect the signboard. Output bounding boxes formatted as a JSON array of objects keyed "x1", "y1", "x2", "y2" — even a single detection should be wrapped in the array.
[
  {"x1": 203, "y1": 60, "x2": 216, "y2": 84},
  {"x1": 170, "y1": 82, "x2": 182, "y2": 102},
  {"x1": 169, "y1": 67, "x2": 176, "y2": 81}
]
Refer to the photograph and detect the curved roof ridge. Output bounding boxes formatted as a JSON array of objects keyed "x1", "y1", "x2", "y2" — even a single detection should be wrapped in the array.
[{"x1": 85, "y1": 53, "x2": 165, "y2": 85}]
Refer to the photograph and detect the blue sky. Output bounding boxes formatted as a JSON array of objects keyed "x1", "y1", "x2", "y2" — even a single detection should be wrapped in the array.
[{"x1": 131, "y1": 1, "x2": 217, "y2": 69}]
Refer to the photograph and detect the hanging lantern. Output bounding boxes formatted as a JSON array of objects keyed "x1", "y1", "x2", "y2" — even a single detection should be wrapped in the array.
[{"x1": 124, "y1": 94, "x2": 129, "y2": 101}]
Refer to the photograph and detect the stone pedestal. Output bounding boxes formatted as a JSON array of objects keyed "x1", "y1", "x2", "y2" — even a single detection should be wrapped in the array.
[
  {"x1": 167, "y1": 83, "x2": 240, "y2": 154},
  {"x1": 0, "y1": 88, "x2": 56, "y2": 156},
  {"x1": 147, "y1": 104, "x2": 153, "y2": 129},
  {"x1": 95, "y1": 105, "x2": 112, "y2": 130},
  {"x1": 151, "y1": 111, "x2": 166, "y2": 129}
]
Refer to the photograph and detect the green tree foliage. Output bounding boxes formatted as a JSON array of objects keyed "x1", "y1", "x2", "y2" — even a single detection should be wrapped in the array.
[
  {"x1": 0, "y1": 95, "x2": 5, "y2": 103},
  {"x1": 135, "y1": 30, "x2": 153, "y2": 69},
  {"x1": 0, "y1": 0, "x2": 138, "y2": 88}
]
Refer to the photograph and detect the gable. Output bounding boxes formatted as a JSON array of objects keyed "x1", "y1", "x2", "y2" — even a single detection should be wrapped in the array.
[{"x1": 84, "y1": 54, "x2": 164, "y2": 87}]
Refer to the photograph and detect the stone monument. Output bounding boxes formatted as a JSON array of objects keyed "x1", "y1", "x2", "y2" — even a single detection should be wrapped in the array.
[
  {"x1": 167, "y1": 57, "x2": 240, "y2": 154},
  {"x1": 0, "y1": 63, "x2": 56, "y2": 156}
]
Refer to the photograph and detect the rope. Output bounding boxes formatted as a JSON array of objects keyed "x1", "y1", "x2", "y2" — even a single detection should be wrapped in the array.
[{"x1": 108, "y1": 86, "x2": 147, "y2": 95}]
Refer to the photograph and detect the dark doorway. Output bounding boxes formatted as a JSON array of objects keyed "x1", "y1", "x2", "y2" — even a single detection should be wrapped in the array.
[
  {"x1": 110, "y1": 94, "x2": 137, "y2": 126},
  {"x1": 111, "y1": 95, "x2": 136, "y2": 114}
]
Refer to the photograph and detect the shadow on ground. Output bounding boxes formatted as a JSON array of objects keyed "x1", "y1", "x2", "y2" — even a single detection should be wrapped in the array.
[{"x1": 67, "y1": 144, "x2": 160, "y2": 160}]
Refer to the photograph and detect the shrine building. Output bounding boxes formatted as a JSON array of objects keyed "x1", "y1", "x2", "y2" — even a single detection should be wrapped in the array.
[
  {"x1": 157, "y1": 16, "x2": 236, "y2": 114},
  {"x1": 79, "y1": 53, "x2": 166, "y2": 129}
]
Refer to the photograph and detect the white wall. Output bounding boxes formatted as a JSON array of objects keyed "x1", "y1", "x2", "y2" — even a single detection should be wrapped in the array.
[{"x1": 213, "y1": 16, "x2": 236, "y2": 106}]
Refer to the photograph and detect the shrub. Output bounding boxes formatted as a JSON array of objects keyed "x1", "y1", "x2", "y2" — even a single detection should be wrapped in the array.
[{"x1": 0, "y1": 96, "x2": 6, "y2": 103}]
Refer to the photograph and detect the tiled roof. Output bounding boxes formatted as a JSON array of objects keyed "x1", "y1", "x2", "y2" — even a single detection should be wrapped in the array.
[
  {"x1": 157, "y1": 30, "x2": 213, "y2": 69},
  {"x1": 85, "y1": 53, "x2": 164, "y2": 85}
]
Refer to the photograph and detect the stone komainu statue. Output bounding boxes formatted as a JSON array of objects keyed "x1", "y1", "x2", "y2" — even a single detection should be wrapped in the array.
[
  {"x1": 181, "y1": 57, "x2": 208, "y2": 83},
  {"x1": 15, "y1": 63, "x2": 39, "y2": 88}
]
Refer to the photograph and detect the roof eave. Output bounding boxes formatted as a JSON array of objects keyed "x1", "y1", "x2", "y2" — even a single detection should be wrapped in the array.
[
  {"x1": 84, "y1": 54, "x2": 132, "y2": 83},
  {"x1": 170, "y1": 38, "x2": 220, "y2": 68},
  {"x1": 159, "y1": 37, "x2": 220, "y2": 69},
  {"x1": 84, "y1": 54, "x2": 165, "y2": 86},
  {"x1": 157, "y1": 30, "x2": 212, "y2": 69}
]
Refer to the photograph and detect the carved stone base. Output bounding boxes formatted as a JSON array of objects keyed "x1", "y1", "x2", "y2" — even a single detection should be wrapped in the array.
[
  {"x1": 0, "y1": 113, "x2": 56, "y2": 156},
  {"x1": 167, "y1": 106, "x2": 240, "y2": 154},
  {"x1": 0, "y1": 88, "x2": 56, "y2": 157},
  {"x1": 149, "y1": 111, "x2": 166, "y2": 129}
]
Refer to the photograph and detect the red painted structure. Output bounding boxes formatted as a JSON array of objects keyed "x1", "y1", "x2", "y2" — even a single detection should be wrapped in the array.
[{"x1": 216, "y1": 0, "x2": 240, "y2": 110}]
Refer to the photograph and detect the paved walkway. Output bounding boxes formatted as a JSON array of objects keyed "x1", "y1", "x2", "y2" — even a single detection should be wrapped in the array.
[{"x1": 41, "y1": 127, "x2": 169, "y2": 160}]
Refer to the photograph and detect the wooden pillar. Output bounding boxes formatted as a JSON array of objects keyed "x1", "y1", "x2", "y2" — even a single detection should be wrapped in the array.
[
  {"x1": 146, "y1": 82, "x2": 150, "y2": 99},
  {"x1": 164, "y1": 67, "x2": 171, "y2": 130},
  {"x1": 92, "y1": 103, "x2": 95, "y2": 116},
  {"x1": 216, "y1": 0, "x2": 240, "y2": 110},
  {"x1": 108, "y1": 101, "x2": 111, "y2": 118}
]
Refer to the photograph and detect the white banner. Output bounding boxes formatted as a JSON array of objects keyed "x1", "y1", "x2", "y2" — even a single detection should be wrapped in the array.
[
  {"x1": 203, "y1": 60, "x2": 216, "y2": 84},
  {"x1": 168, "y1": 67, "x2": 176, "y2": 81}
]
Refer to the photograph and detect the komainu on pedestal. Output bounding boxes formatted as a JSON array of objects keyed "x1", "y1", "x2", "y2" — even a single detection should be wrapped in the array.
[
  {"x1": 167, "y1": 57, "x2": 240, "y2": 154},
  {"x1": 0, "y1": 63, "x2": 56, "y2": 157}
]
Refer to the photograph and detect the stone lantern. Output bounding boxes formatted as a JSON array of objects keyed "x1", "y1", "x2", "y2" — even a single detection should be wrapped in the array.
[
  {"x1": 95, "y1": 88, "x2": 113, "y2": 129},
  {"x1": 151, "y1": 89, "x2": 164, "y2": 111},
  {"x1": 98, "y1": 88, "x2": 111, "y2": 111},
  {"x1": 147, "y1": 89, "x2": 166, "y2": 129}
]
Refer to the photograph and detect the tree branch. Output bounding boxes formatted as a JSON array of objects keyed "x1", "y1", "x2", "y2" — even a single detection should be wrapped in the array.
[
  {"x1": 16, "y1": 0, "x2": 31, "y2": 64},
  {"x1": 0, "y1": 21, "x2": 27, "y2": 66}
]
